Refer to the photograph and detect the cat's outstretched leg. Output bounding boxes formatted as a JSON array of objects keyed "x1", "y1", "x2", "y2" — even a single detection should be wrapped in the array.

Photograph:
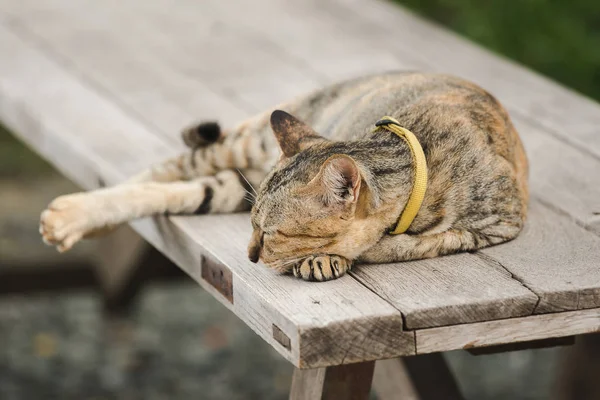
[
  {"x1": 40, "y1": 169, "x2": 263, "y2": 252},
  {"x1": 40, "y1": 113, "x2": 277, "y2": 251}
]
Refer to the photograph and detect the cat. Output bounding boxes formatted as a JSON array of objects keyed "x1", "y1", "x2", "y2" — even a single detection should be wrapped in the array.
[{"x1": 40, "y1": 71, "x2": 529, "y2": 282}]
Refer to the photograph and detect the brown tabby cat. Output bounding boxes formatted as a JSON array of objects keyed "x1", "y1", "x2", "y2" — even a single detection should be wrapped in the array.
[{"x1": 40, "y1": 72, "x2": 529, "y2": 281}]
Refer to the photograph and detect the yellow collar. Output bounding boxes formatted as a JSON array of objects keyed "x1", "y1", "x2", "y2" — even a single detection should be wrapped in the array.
[{"x1": 374, "y1": 117, "x2": 428, "y2": 235}]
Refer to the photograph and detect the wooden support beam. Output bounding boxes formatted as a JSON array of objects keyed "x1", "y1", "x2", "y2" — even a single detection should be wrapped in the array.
[
  {"x1": 290, "y1": 361, "x2": 375, "y2": 400},
  {"x1": 94, "y1": 225, "x2": 185, "y2": 313},
  {"x1": 373, "y1": 355, "x2": 463, "y2": 400},
  {"x1": 466, "y1": 336, "x2": 574, "y2": 356},
  {"x1": 402, "y1": 354, "x2": 464, "y2": 400},
  {"x1": 554, "y1": 333, "x2": 600, "y2": 400},
  {"x1": 373, "y1": 358, "x2": 419, "y2": 400}
]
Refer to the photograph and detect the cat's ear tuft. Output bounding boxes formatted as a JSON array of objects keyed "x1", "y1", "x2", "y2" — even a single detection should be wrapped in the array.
[
  {"x1": 270, "y1": 110, "x2": 325, "y2": 157},
  {"x1": 182, "y1": 121, "x2": 221, "y2": 148},
  {"x1": 308, "y1": 155, "x2": 361, "y2": 206}
]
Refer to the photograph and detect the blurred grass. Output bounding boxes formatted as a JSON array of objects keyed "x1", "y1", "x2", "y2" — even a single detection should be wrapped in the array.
[
  {"x1": 1, "y1": 0, "x2": 600, "y2": 176},
  {"x1": 397, "y1": 0, "x2": 600, "y2": 101},
  {"x1": 0, "y1": 123, "x2": 56, "y2": 178}
]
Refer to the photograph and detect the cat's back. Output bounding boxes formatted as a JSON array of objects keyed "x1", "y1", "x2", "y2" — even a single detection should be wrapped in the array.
[
  {"x1": 303, "y1": 73, "x2": 518, "y2": 160},
  {"x1": 290, "y1": 71, "x2": 529, "y2": 222},
  {"x1": 295, "y1": 71, "x2": 528, "y2": 203}
]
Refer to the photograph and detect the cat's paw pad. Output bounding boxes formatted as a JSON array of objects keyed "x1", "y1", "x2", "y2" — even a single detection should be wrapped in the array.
[
  {"x1": 292, "y1": 255, "x2": 351, "y2": 282},
  {"x1": 39, "y1": 194, "x2": 101, "y2": 252}
]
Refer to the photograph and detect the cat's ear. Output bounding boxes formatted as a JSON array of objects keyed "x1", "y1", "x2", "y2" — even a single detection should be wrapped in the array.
[
  {"x1": 301, "y1": 155, "x2": 361, "y2": 206},
  {"x1": 270, "y1": 110, "x2": 325, "y2": 157}
]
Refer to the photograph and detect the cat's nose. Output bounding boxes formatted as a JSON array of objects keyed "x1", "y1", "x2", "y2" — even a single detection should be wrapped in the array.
[
  {"x1": 248, "y1": 247, "x2": 260, "y2": 263},
  {"x1": 248, "y1": 231, "x2": 264, "y2": 263}
]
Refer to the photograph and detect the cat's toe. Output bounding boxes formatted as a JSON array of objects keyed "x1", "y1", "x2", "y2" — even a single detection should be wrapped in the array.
[
  {"x1": 312, "y1": 256, "x2": 334, "y2": 281},
  {"x1": 295, "y1": 255, "x2": 351, "y2": 282},
  {"x1": 298, "y1": 256, "x2": 316, "y2": 281},
  {"x1": 330, "y1": 255, "x2": 351, "y2": 278},
  {"x1": 292, "y1": 262, "x2": 302, "y2": 279}
]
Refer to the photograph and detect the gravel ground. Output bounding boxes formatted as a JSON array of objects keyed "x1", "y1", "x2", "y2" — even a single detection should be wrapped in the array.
[
  {"x1": 0, "y1": 282, "x2": 564, "y2": 400},
  {"x1": 0, "y1": 284, "x2": 293, "y2": 400}
]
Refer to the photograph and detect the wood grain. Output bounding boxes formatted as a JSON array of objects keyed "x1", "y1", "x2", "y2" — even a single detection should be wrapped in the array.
[
  {"x1": 515, "y1": 120, "x2": 600, "y2": 235},
  {"x1": 352, "y1": 253, "x2": 538, "y2": 329},
  {"x1": 481, "y1": 201, "x2": 600, "y2": 313},
  {"x1": 416, "y1": 308, "x2": 600, "y2": 354}
]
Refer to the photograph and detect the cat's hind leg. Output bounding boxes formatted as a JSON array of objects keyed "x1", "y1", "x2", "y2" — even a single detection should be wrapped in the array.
[
  {"x1": 41, "y1": 169, "x2": 262, "y2": 252},
  {"x1": 358, "y1": 223, "x2": 521, "y2": 264}
]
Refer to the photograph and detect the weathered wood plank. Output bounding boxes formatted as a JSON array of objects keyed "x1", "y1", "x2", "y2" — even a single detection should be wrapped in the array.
[
  {"x1": 134, "y1": 214, "x2": 413, "y2": 368},
  {"x1": 416, "y1": 308, "x2": 600, "y2": 355},
  {"x1": 0, "y1": 22, "x2": 413, "y2": 367},
  {"x1": 0, "y1": 1, "x2": 249, "y2": 138},
  {"x1": 352, "y1": 254, "x2": 538, "y2": 329},
  {"x1": 465, "y1": 336, "x2": 574, "y2": 356},
  {"x1": 481, "y1": 201, "x2": 600, "y2": 313},
  {"x1": 516, "y1": 121, "x2": 600, "y2": 235}
]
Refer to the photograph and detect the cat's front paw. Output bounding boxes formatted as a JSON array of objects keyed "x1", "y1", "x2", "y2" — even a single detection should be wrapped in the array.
[
  {"x1": 40, "y1": 193, "x2": 107, "y2": 252},
  {"x1": 292, "y1": 255, "x2": 351, "y2": 282}
]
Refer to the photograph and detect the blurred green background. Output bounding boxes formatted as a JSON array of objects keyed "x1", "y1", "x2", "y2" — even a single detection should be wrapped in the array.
[{"x1": 399, "y1": 0, "x2": 600, "y2": 100}]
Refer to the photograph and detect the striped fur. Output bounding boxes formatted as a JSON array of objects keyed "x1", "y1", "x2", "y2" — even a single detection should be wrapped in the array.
[{"x1": 40, "y1": 72, "x2": 528, "y2": 282}]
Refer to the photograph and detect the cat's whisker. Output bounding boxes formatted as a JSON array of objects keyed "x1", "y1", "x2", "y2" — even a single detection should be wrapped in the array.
[
  {"x1": 270, "y1": 256, "x2": 304, "y2": 270},
  {"x1": 236, "y1": 168, "x2": 258, "y2": 196},
  {"x1": 243, "y1": 189, "x2": 256, "y2": 200}
]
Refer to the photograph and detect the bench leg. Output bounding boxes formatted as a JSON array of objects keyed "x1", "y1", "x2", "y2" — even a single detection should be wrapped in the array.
[
  {"x1": 373, "y1": 358, "x2": 419, "y2": 400},
  {"x1": 554, "y1": 333, "x2": 600, "y2": 400},
  {"x1": 289, "y1": 361, "x2": 375, "y2": 400},
  {"x1": 373, "y1": 354, "x2": 464, "y2": 400},
  {"x1": 94, "y1": 225, "x2": 180, "y2": 313}
]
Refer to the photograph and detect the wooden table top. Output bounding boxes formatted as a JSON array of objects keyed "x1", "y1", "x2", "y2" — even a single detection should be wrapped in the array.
[{"x1": 1, "y1": 0, "x2": 598, "y2": 368}]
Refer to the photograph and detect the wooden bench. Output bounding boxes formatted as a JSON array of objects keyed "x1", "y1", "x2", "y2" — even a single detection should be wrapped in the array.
[{"x1": 1, "y1": 0, "x2": 599, "y2": 398}]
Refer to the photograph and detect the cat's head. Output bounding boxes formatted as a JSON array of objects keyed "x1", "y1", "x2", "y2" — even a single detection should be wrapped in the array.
[{"x1": 248, "y1": 110, "x2": 381, "y2": 271}]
